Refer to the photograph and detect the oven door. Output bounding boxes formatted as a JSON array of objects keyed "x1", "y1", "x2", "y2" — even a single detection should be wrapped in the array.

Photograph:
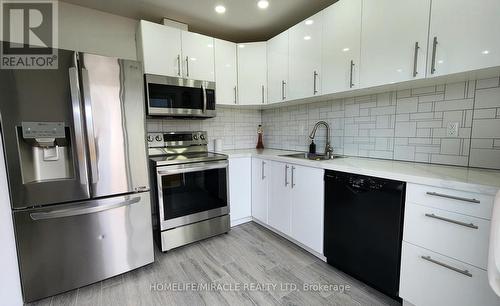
[
  {"x1": 146, "y1": 74, "x2": 216, "y2": 118},
  {"x1": 156, "y1": 160, "x2": 229, "y2": 230}
]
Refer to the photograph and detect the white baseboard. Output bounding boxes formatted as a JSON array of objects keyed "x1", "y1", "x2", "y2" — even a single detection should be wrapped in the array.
[{"x1": 230, "y1": 216, "x2": 252, "y2": 227}]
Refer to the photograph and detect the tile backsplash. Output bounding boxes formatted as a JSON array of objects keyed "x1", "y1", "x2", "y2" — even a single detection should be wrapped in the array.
[
  {"x1": 146, "y1": 108, "x2": 262, "y2": 151},
  {"x1": 262, "y1": 76, "x2": 500, "y2": 170},
  {"x1": 146, "y1": 76, "x2": 500, "y2": 170}
]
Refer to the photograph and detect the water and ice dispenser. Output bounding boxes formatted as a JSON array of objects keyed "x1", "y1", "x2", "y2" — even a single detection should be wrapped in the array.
[{"x1": 18, "y1": 122, "x2": 74, "y2": 183}]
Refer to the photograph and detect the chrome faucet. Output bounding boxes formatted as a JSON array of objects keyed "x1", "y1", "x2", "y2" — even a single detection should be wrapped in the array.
[{"x1": 309, "y1": 121, "x2": 333, "y2": 159}]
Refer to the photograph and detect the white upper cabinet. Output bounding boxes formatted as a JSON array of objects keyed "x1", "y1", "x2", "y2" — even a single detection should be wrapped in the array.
[
  {"x1": 267, "y1": 31, "x2": 289, "y2": 104},
  {"x1": 237, "y1": 42, "x2": 267, "y2": 105},
  {"x1": 181, "y1": 31, "x2": 215, "y2": 81},
  {"x1": 360, "y1": 0, "x2": 430, "y2": 88},
  {"x1": 137, "y1": 20, "x2": 182, "y2": 77},
  {"x1": 289, "y1": 12, "x2": 323, "y2": 100},
  {"x1": 215, "y1": 39, "x2": 238, "y2": 105},
  {"x1": 322, "y1": 0, "x2": 362, "y2": 93},
  {"x1": 428, "y1": 0, "x2": 500, "y2": 77}
]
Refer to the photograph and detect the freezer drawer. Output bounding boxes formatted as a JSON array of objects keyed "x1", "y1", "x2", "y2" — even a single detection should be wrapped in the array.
[{"x1": 14, "y1": 193, "x2": 154, "y2": 302}]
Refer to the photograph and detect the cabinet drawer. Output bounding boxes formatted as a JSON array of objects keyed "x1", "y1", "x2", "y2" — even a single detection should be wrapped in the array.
[
  {"x1": 403, "y1": 203, "x2": 490, "y2": 269},
  {"x1": 406, "y1": 183, "x2": 494, "y2": 219},
  {"x1": 400, "y1": 242, "x2": 500, "y2": 306}
]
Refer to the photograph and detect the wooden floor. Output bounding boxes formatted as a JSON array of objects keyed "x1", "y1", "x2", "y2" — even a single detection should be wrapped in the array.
[{"x1": 27, "y1": 222, "x2": 399, "y2": 306}]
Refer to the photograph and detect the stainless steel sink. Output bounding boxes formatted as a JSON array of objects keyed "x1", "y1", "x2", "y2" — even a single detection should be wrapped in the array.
[{"x1": 280, "y1": 152, "x2": 345, "y2": 161}]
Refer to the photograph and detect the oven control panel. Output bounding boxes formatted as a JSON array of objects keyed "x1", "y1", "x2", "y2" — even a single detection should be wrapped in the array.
[{"x1": 147, "y1": 131, "x2": 208, "y2": 148}]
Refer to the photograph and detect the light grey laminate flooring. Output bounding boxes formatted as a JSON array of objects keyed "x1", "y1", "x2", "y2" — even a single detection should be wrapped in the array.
[{"x1": 27, "y1": 222, "x2": 399, "y2": 306}]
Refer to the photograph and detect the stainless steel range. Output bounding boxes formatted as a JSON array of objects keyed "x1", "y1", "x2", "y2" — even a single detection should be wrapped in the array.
[{"x1": 148, "y1": 131, "x2": 230, "y2": 251}]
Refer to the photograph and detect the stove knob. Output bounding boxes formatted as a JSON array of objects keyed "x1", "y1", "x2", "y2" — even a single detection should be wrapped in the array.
[
  {"x1": 200, "y1": 134, "x2": 205, "y2": 140},
  {"x1": 193, "y1": 135, "x2": 199, "y2": 140},
  {"x1": 147, "y1": 135, "x2": 154, "y2": 142},
  {"x1": 155, "y1": 135, "x2": 163, "y2": 141}
]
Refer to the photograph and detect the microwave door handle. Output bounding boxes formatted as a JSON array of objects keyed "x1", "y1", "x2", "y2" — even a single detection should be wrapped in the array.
[
  {"x1": 202, "y1": 84, "x2": 207, "y2": 113},
  {"x1": 68, "y1": 63, "x2": 90, "y2": 188},
  {"x1": 80, "y1": 66, "x2": 99, "y2": 184}
]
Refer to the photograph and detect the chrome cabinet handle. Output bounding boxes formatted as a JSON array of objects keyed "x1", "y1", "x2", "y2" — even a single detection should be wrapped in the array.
[
  {"x1": 177, "y1": 54, "x2": 181, "y2": 76},
  {"x1": 81, "y1": 67, "x2": 99, "y2": 184},
  {"x1": 282, "y1": 80, "x2": 286, "y2": 100},
  {"x1": 261, "y1": 85, "x2": 265, "y2": 104},
  {"x1": 431, "y1": 36, "x2": 438, "y2": 74},
  {"x1": 30, "y1": 196, "x2": 141, "y2": 220},
  {"x1": 425, "y1": 213, "x2": 478, "y2": 229},
  {"x1": 291, "y1": 166, "x2": 296, "y2": 188},
  {"x1": 285, "y1": 165, "x2": 289, "y2": 186},
  {"x1": 185, "y1": 56, "x2": 189, "y2": 77},
  {"x1": 68, "y1": 58, "x2": 90, "y2": 187},
  {"x1": 421, "y1": 256, "x2": 472, "y2": 277},
  {"x1": 349, "y1": 60, "x2": 355, "y2": 88},
  {"x1": 426, "y1": 191, "x2": 480, "y2": 204},
  {"x1": 234, "y1": 86, "x2": 237, "y2": 104},
  {"x1": 313, "y1": 71, "x2": 318, "y2": 94},
  {"x1": 262, "y1": 161, "x2": 266, "y2": 180},
  {"x1": 413, "y1": 41, "x2": 420, "y2": 77}
]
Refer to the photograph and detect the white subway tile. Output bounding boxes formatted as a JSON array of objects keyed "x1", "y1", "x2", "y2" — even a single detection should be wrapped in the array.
[
  {"x1": 475, "y1": 87, "x2": 500, "y2": 109},
  {"x1": 444, "y1": 82, "x2": 466, "y2": 100}
]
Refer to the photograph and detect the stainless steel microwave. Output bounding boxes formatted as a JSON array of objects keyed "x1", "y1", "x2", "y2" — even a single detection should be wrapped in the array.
[{"x1": 145, "y1": 74, "x2": 216, "y2": 118}]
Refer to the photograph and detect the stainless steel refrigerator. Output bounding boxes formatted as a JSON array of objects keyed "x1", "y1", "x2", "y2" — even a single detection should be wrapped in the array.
[{"x1": 0, "y1": 50, "x2": 154, "y2": 302}]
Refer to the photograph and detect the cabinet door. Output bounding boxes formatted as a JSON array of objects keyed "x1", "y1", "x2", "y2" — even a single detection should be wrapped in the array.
[
  {"x1": 267, "y1": 31, "x2": 289, "y2": 104},
  {"x1": 215, "y1": 39, "x2": 238, "y2": 105},
  {"x1": 229, "y1": 158, "x2": 252, "y2": 225},
  {"x1": 289, "y1": 12, "x2": 323, "y2": 100},
  {"x1": 290, "y1": 165, "x2": 324, "y2": 254},
  {"x1": 181, "y1": 31, "x2": 215, "y2": 81},
  {"x1": 137, "y1": 20, "x2": 182, "y2": 77},
  {"x1": 322, "y1": 0, "x2": 362, "y2": 93},
  {"x1": 268, "y1": 161, "x2": 292, "y2": 235},
  {"x1": 360, "y1": 0, "x2": 430, "y2": 87},
  {"x1": 251, "y1": 158, "x2": 269, "y2": 223},
  {"x1": 428, "y1": 0, "x2": 500, "y2": 77},
  {"x1": 237, "y1": 42, "x2": 267, "y2": 105}
]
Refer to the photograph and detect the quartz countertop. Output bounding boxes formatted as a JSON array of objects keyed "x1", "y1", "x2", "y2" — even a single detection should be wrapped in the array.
[{"x1": 220, "y1": 149, "x2": 500, "y2": 195}]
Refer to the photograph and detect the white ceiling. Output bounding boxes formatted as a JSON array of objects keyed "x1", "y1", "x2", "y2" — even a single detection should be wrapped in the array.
[{"x1": 61, "y1": 0, "x2": 337, "y2": 42}]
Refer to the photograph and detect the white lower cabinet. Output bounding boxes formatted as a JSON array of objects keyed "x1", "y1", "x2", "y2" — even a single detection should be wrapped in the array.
[
  {"x1": 268, "y1": 161, "x2": 292, "y2": 235},
  {"x1": 229, "y1": 157, "x2": 252, "y2": 226},
  {"x1": 267, "y1": 160, "x2": 324, "y2": 254},
  {"x1": 401, "y1": 183, "x2": 499, "y2": 305},
  {"x1": 400, "y1": 242, "x2": 500, "y2": 306},
  {"x1": 251, "y1": 158, "x2": 269, "y2": 223},
  {"x1": 289, "y1": 164, "x2": 324, "y2": 254}
]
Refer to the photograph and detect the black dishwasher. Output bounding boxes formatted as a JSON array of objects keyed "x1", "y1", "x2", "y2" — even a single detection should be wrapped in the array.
[{"x1": 324, "y1": 170, "x2": 405, "y2": 300}]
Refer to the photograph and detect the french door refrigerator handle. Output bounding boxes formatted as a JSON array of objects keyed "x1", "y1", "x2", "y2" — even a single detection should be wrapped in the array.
[
  {"x1": 29, "y1": 196, "x2": 141, "y2": 220},
  {"x1": 68, "y1": 61, "x2": 90, "y2": 188},
  {"x1": 80, "y1": 65, "x2": 99, "y2": 184}
]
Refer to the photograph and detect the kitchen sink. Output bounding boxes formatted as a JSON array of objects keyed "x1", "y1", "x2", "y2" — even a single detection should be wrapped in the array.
[{"x1": 280, "y1": 152, "x2": 345, "y2": 161}]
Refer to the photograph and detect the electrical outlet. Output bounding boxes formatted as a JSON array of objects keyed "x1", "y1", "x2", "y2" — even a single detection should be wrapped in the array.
[{"x1": 447, "y1": 122, "x2": 459, "y2": 137}]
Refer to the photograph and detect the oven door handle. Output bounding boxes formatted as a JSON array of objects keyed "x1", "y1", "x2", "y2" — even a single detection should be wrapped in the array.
[{"x1": 157, "y1": 161, "x2": 228, "y2": 176}]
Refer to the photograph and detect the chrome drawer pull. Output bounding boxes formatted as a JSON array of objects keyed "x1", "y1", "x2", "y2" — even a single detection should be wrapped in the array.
[
  {"x1": 426, "y1": 191, "x2": 480, "y2": 204},
  {"x1": 424, "y1": 213, "x2": 478, "y2": 229},
  {"x1": 421, "y1": 256, "x2": 472, "y2": 277}
]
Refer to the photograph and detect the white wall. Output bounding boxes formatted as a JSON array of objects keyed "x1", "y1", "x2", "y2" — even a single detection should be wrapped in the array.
[
  {"x1": 0, "y1": 138, "x2": 22, "y2": 306},
  {"x1": 58, "y1": 2, "x2": 138, "y2": 60}
]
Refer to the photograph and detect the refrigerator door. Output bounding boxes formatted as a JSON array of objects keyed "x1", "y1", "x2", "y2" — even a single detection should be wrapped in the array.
[
  {"x1": 79, "y1": 53, "x2": 149, "y2": 198},
  {"x1": 13, "y1": 192, "x2": 154, "y2": 302},
  {"x1": 0, "y1": 50, "x2": 91, "y2": 209}
]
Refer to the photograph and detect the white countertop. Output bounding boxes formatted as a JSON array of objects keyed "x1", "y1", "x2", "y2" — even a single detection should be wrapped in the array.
[{"x1": 221, "y1": 149, "x2": 500, "y2": 195}]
